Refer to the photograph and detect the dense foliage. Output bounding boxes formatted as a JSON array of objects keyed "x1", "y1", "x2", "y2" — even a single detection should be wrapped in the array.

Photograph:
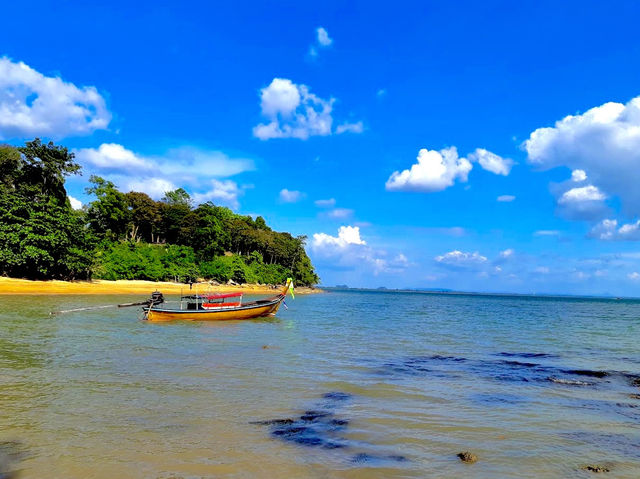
[{"x1": 0, "y1": 139, "x2": 319, "y2": 285}]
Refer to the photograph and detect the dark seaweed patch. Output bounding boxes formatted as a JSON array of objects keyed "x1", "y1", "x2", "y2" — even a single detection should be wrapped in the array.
[
  {"x1": 249, "y1": 418, "x2": 294, "y2": 426},
  {"x1": 496, "y1": 352, "x2": 559, "y2": 359},
  {"x1": 323, "y1": 392, "x2": 352, "y2": 401},
  {"x1": 562, "y1": 369, "x2": 608, "y2": 378},
  {"x1": 252, "y1": 392, "x2": 406, "y2": 463},
  {"x1": 373, "y1": 354, "x2": 625, "y2": 390},
  {"x1": 351, "y1": 453, "x2": 407, "y2": 464}
]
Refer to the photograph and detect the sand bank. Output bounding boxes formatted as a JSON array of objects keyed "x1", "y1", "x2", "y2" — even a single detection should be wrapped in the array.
[{"x1": 0, "y1": 277, "x2": 321, "y2": 295}]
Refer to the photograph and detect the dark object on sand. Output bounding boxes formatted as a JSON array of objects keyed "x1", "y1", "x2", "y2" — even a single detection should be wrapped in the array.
[
  {"x1": 457, "y1": 451, "x2": 478, "y2": 463},
  {"x1": 582, "y1": 464, "x2": 610, "y2": 473}
]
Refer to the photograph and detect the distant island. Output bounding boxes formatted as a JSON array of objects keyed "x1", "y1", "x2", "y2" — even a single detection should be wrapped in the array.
[{"x1": 0, "y1": 139, "x2": 319, "y2": 287}]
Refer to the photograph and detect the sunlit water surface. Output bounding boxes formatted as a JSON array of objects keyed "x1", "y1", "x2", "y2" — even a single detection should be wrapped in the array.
[{"x1": 1, "y1": 291, "x2": 640, "y2": 478}]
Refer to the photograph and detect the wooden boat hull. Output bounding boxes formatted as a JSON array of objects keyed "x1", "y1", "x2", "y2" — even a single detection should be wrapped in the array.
[{"x1": 144, "y1": 295, "x2": 284, "y2": 322}]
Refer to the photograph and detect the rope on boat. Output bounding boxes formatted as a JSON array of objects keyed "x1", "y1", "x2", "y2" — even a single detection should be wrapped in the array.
[
  {"x1": 50, "y1": 293, "x2": 164, "y2": 315},
  {"x1": 50, "y1": 304, "x2": 120, "y2": 315}
]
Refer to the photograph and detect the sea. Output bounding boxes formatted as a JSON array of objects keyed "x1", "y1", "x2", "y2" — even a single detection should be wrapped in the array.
[{"x1": 1, "y1": 290, "x2": 640, "y2": 478}]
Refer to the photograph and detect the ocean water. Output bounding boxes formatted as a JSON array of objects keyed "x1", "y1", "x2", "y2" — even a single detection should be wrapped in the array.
[{"x1": 1, "y1": 290, "x2": 640, "y2": 478}]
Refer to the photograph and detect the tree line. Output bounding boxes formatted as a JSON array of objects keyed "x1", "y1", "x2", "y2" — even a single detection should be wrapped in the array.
[{"x1": 0, "y1": 139, "x2": 319, "y2": 286}]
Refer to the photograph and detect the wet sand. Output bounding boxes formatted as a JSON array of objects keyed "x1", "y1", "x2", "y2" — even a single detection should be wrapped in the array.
[{"x1": 0, "y1": 277, "x2": 321, "y2": 295}]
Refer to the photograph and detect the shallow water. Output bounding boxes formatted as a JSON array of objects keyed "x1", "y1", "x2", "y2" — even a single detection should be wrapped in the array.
[{"x1": 1, "y1": 291, "x2": 640, "y2": 478}]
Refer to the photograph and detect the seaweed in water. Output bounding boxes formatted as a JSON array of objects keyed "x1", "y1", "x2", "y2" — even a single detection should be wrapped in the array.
[{"x1": 252, "y1": 392, "x2": 407, "y2": 464}]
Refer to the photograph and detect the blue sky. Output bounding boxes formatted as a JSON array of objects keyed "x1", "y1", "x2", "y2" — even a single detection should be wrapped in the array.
[{"x1": 3, "y1": 1, "x2": 640, "y2": 295}]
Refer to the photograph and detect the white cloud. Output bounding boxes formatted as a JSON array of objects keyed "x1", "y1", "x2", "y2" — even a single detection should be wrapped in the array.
[
  {"x1": 125, "y1": 177, "x2": 176, "y2": 200},
  {"x1": 589, "y1": 218, "x2": 640, "y2": 241},
  {"x1": 253, "y1": 78, "x2": 361, "y2": 140},
  {"x1": 258, "y1": 78, "x2": 301, "y2": 118},
  {"x1": 497, "y1": 195, "x2": 516, "y2": 202},
  {"x1": 316, "y1": 27, "x2": 333, "y2": 46},
  {"x1": 0, "y1": 57, "x2": 111, "y2": 139},
  {"x1": 534, "y1": 266, "x2": 550, "y2": 274},
  {"x1": 556, "y1": 184, "x2": 609, "y2": 220},
  {"x1": 335, "y1": 121, "x2": 364, "y2": 134},
  {"x1": 558, "y1": 185, "x2": 606, "y2": 204},
  {"x1": 435, "y1": 250, "x2": 488, "y2": 268},
  {"x1": 312, "y1": 226, "x2": 366, "y2": 249},
  {"x1": 310, "y1": 226, "x2": 408, "y2": 275},
  {"x1": 386, "y1": 147, "x2": 472, "y2": 192},
  {"x1": 500, "y1": 249, "x2": 514, "y2": 258},
  {"x1": 534, "y1": 230, "x2": 560, "y2": 236},
  {"x1": 253, "y1": 78, "x2": 333, "y2": 140},
  {"x1": 192, "y1": 179, "x2": 242, "y2": 210},
  {"x1": 314, "y1": 198, "x2": 336, "y2": 208},
  {"x1": 524, "y1": 95, "x2": 640, "y2": 215},
  {"x1": 571, "y1": 169, "x2": 587, "y2": 182},
  {"x1": 628, "y1": 272, "x2": 640, "y2": 281},
  {"x1": 68, "y1": 195, "x2": 82, "y2": 210},
  {"x1": 75, "y1": 143, "x2": 253, "y2": 207},
  {"x1": 75, "y1": 144, "x2": 253, "y2": 178},
  {"x1": 76, "y1": 143, "x2": 150, "y2": 171},
  {"x1": 327, "y1": 208, "x2": 354, "y2": 219},
  {"x1": 308, "y1": 27, "x2": 333, "y2": 58},
  {"x1": 468, "y1": 148, "x2": 514, "y2": 176},
  {"x1": 279, "y1": 188, "x2": 305, "y2": 203}
]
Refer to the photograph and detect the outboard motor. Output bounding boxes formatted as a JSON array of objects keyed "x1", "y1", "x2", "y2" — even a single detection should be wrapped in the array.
[{"x1": 150, "y1": 291, "x2": 164, "y2": 306}]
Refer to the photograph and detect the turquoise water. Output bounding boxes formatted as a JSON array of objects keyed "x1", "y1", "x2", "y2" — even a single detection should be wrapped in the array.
[{"x1": 1, "y1": 291, "x2": 640, "y2": 478}]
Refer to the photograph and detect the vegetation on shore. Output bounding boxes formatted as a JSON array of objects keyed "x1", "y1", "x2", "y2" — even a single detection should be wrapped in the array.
[{"x1": 0, "y1": 139, "x2": 319, "y2": 286}]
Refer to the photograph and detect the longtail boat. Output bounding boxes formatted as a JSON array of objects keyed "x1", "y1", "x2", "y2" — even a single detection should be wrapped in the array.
[{"x1": 142, "y1": 279, "x2": 293, "y2": 322}]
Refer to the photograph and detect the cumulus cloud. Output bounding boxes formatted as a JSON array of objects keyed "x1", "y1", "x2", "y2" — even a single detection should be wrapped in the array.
[
  {"x1": 571, "y1": 169, "x2": 587, "y2": 182},
  {"x1": 314, "y1": 198, "x2": 336, "y2": 208},
  {"x1": 310, "y1": 226, "x2": 408, "y2": 275},
  {"x1": 497, "y1": 195, "x2": 516, "y2": 202},
  {"x1": 628, "y1": 272, "x2": 640, "y2": 281},
  {"x1": 386, "y1": 146, "x2": 511, "y2": 193},
  {"x1": 559, "y1": 185, "x2": 606, "y2": 204},
  {"x1": 0, "y1": 57, "x2": 111, "y2": 139},
  {"x1": 253, "y1": 78, "x2": 333, "y2": 140},
  {"x1": 279, "y1": 188, "x2": 305, "y2": 203},
  {"x1": 253, "y1": 78, "x2": 362, "y2": 140},
  {"x1": 434, "y1": 250, "x2": 488, "y2": 269},
  {"x1": 313, "y1": 225, "x2": 366, "y2": 249},
  {"x1": 524, "y1": 95, "x2": 640, "y2": 216},
  {"x1": 555, "y1": 184, "x2": 609, "y2": 220},
  {"x1": 468, "y1": 148, "x2": 514, "y2": 175},
  {"x1": 589, "y1": 218, "x2": 640, "y2": 241},
  {"x1": 386, "y1": 147, "x2": 472, "y2": 192}
]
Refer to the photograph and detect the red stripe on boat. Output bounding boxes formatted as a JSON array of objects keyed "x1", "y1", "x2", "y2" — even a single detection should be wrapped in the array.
[{"x1": 203, "y1": 292, "x2": 243, "y2": 299}]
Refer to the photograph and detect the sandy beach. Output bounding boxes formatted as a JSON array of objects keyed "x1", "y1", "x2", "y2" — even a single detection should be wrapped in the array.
[{"x1": 0, "y1": 277, "x2": 321, "y2": 295}]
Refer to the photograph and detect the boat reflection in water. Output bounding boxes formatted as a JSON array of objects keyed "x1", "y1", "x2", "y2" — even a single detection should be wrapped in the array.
[{"x1": 143, "y1": 279, "x2": 293, "y2": 322}]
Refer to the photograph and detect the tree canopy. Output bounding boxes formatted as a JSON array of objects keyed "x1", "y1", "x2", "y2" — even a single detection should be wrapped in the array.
[{"x1": 0, "y1": 139, "x2": 319, "y2": 286}]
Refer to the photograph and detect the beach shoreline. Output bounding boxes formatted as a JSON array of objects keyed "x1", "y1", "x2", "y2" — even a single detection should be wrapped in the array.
[{"x1": 0, "y1": 277, "x2": 322, "y2": 295}]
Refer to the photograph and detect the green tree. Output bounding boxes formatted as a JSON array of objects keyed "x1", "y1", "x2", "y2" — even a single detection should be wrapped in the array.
[{"x1": 86, "y1": 176, "x2": 130, "y2": 239}]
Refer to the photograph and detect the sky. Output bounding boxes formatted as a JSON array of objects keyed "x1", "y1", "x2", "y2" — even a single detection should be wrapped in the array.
[{"x1": 3, "y1": 0, "x2": 640, "y2": 295}]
